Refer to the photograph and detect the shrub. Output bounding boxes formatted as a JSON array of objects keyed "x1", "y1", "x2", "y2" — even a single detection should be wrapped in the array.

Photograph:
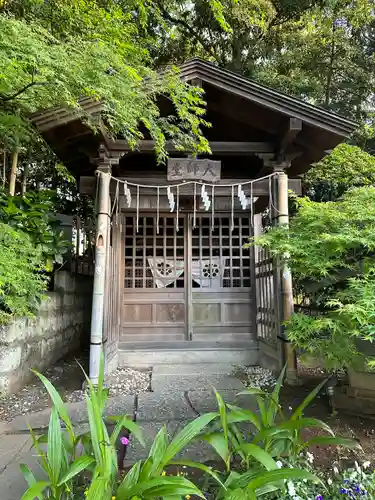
[{"x1": 0, "y1": 222, "x2": 47, "y2": 324}]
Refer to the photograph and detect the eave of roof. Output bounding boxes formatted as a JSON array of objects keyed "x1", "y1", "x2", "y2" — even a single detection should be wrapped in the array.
[{"x1": 180, "y1": 58, "x2": 357, "y2": 138}]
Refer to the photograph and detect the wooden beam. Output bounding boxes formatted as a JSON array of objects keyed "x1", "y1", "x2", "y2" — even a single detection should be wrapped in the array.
[
  {"x1": 79, "y1": 176, "x2": 301, "y2": 197},
  {"x1": 107, "y1": 139, "x2": 275, "y2": 155},
  {"x1": 278, "y1": 117, "x2": 302, "y2": 157}
]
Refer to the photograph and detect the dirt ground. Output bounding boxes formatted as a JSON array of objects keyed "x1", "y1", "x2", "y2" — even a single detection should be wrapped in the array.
[{"x1": 280, "y1": 370, "x2": 375, "y2": 470}]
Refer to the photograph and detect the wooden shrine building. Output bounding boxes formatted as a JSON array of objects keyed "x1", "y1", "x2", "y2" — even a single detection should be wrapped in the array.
[{"x1": 32, "y1": 58, "x2": 356, "y2": 381}]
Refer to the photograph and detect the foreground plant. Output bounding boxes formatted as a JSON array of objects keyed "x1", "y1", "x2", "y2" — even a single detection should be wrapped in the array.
[
  {"x1": 201, "y1": 367, "x2": 359, "y2": 498},
  {"x1": 20, "y1": 357, "x2": 216, "y2": 500}
]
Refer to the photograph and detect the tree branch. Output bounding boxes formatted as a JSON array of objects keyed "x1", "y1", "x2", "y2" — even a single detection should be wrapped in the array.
[
  {"x1": 0, "y1": 81, "x2": 52, "y2": 102},
  {"x1": 158, "y1": 6, "x2": 222, "y2": 63}
]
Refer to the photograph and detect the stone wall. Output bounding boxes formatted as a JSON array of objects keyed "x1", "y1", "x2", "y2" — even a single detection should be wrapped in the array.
[{"x1": 0, "y1": 271, "x2": 92, "y2": 394}]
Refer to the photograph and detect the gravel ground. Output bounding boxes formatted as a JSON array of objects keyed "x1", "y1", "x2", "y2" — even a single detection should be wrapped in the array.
[
  {"x1": 67, "y1": 367, "x2": 151, "y2": 403},
  {"x1": 0, "y1": 355, "x2": 151, "y2": 422},
  {"x1": 232, "y1": 365, "x2": 277, "y2": 389}
]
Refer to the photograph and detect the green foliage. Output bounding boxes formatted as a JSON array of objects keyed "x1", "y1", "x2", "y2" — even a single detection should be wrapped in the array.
[
  {"x1": 265, "y1": 462, "x2": 375, "y2": 499},
  {"x1": 199, "y1": 370, "x2": 357, "y2": 498},
  {"x1": 0, "y1": 222, "x2": 47, "y2": 323},
  {"x1": 251, "y1": 186, "x2": 375, "y2": 370},
  {"x1": 0, "y1": 0, "x2": 211, "y2": 159},
  {"x1": 21, "y1": 359, "x2": 359, "y2": 500},
  {"x1": 305, "y1": 144, "x2": 375, "y2": 201},
  {"x1": 0, "y1": 189, "x2": 71, "y2": 269}
]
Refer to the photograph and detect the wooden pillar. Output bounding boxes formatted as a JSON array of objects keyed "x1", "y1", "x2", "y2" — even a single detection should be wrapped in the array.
[
  {"x1": 89, "y1": 147, "x2": 112, "y2": 383},
  {"x1": 276, "y1": 167, "x2": 298, "y2": 383}
]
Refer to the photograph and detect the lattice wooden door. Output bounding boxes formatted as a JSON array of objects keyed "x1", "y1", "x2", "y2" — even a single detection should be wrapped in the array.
[{"x1": 188, "y1": 214, "x2": 256, "y2": 344}]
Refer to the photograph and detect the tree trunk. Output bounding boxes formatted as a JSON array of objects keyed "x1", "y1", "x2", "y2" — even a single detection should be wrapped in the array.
[
  {"x1": 21, "y1": 163, "x2": 29, "y2": 196},
  {"x1": 325, "y1": 20, "x2": 336, "y2": 107},
  {"x1": 9, "y1": 148, "x2": 19, "y2": 196},
  {"x1": 2, "y1": 150, "x2": 5, "y2": 189}
]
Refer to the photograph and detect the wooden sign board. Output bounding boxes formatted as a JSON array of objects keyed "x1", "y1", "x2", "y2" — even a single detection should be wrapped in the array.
[{"x1": 167, "y1": 158, "x2": 221, "y2": 183}]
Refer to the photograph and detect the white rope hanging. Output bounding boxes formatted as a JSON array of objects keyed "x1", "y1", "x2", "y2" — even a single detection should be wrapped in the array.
[{"x1": 96, "y1": 171, "x2": 283, "y2": 234}]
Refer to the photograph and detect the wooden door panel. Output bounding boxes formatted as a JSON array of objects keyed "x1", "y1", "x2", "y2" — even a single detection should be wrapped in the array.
[{"x1": 191, "y1": 215, "x2": 255, "y2": 343}]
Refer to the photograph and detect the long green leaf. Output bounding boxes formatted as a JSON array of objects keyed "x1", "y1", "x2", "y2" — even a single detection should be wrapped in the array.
[
  {"x1": 247, "y1": 468, "x2": 320, "y2": 491},
  {"x1": 57, "y1": 455, "x2": 95, "y2": 485},
  {"x1": 107, "y1": 415, "x2": 145, "y2": 447},
  {"x1": 116, "y1": 460, "x2": 142, "y2": 496},
  {"x1": 47, "y1": 406, "x2": 62, "y2": 486},
  {"x1": 299, "y1": 435, "x2": 361, "y2": 451},
  {"x1": 161, "y1": 412, "x2": 218, "y2": 468},
  {"x1": 19, "y1": 464, "x2": 38, "y2": 490},
  {"x1": 147, "y1": 425, "x2": 168, "y2": 474},
  {"x1": 139, "y1": 456, "x2": 154, "y2": 482},
  {"x1": 267, "y1": 365, "x2": 286, "y2": 425},
  {"x1": 32, "y1": 370, "x2": 75, "y2": 444},
  {"x1": 278, "y1": 417, "x2": 335, "y2": 435},
  {"x1": 215, "y1": 389, "x2": 229, "y2": 447},
  {"x1": 20, "y1": 481, "x2": 50, "y2": 500},
  {"x1": 226, "y1": 404, "x2": 261, "y2": 431},
  {"x1": 237, "y1": 443, "x2": 278, "y2": 471},
  {"x1": 126, "y1": 476, "x2": 205, "y2": 499},
  {"x1": 291, "y1": 379, "x2": 328, "y2": 420},
  {"x1": 203, "y1": 432, "x2": 230, "y2": 468},
  {"x1": 169, "y1": 459, "x2": 227, "y2": 489},
  {"x1": 28, "y1": 425, "x2": 50, "y2": 475}
]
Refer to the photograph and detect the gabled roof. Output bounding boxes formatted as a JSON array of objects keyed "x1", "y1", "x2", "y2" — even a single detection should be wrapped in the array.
[{"x1": 180, "y1": 58, "x2": 357, "y2": 138}]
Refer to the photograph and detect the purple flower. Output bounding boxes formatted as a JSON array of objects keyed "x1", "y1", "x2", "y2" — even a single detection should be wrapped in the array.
[
  {"x1": 315, "y1": 495, "x2": 323, "y2": 500},
  {"x1": 120, "y1": 437, "x2": 129, "y2": 446},
  {"x1": 340, "y1": 488, "x2": 349, "y2": 494}
]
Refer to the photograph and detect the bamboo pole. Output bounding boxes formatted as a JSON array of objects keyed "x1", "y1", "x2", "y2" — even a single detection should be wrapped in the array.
[
  {"x1": 9, "y1": 148, "x2": 19, "y2": 196},
  {"x1": 277, "y1": 170, "x2": 298, "y2": 383},
  {"x1": 89, "y1": 167, "x2": 111, "y2": 383}
]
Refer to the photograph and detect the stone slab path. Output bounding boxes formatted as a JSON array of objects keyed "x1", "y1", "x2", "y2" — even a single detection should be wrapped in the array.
[{"x1": 0, "y1": 368, "x2": 255, "y2": 500}]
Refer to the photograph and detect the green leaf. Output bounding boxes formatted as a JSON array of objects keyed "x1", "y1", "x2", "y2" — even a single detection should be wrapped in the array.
[
  {"x1": 214, "y1": 389, "x2": 230, "y2": 469},
  {"x1": 267, "y1": 365, "x2": 286, "y2": 424},
  {"x1": 236, "y1": 443, "x2": 278, "y2": 470},
  {"x1": 161, "y1": 412, "x2": 218, "y2": 468},
  {"x1": 47, "y1": 406, "x2": 62, "y2": 485},
  {"x1": 247, "y1": 468, "x2": 320, "y2": 491},
  {"x1": 20, "y1": 481, "x2": 50, "y2": 500},
  {"x1": 203, "y1": 432, "x2": 231, "y2": 468},
  {"x1": 147, "y1": 425, "x2": 168, "y2": 474},
  {"x1": 226, "y1": 404, "x2": 261, "y2": 430},
  {"x1": 116, "y1": 460, "x2": 142, "y2": 496},
  {"x1": 19, "y1": 464, "x2": 38, "y2": 490},
  {"x1": 291, "y1": 379, "x2": 328, "y2": 420},
  {"x1": 57, "y1": 455, "x2": 95, "y2": 486},
  {"x1": 126, "y1": 476, "x2": 205, "y2": 499},
  {"x1": 107, "y1": 416, "x2": 145, "y2": 447},
  {"x1": 169, "y1": 459, "x2": 227, "y2": 489},
  {"x1": 32, "y1": 370, "x2": 75, "y2": 445},
  {"x1": 299, "y1": 435, "x2": 361, "y2": 450}
]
